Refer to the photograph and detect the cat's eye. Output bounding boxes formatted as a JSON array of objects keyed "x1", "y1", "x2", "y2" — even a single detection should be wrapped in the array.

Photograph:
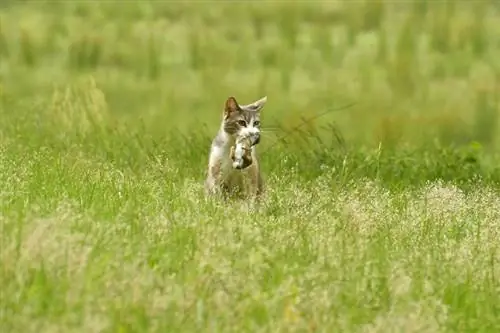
[
  {"x1": 253, "y1": 121, "x2": 260, "y2": 127},
  {"x1": 238, "y1": 120, "x2": 247, "y2": 127}
]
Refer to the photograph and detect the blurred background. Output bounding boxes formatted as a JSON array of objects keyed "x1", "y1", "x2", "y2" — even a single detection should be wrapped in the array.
[{"x1": 0, "y1": 0, "x2": 499, "y2": 150}]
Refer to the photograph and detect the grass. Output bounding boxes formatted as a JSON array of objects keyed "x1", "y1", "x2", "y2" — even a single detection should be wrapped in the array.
[{"x1": 1, "y1": 1, "x2": 500, "y2": 332}]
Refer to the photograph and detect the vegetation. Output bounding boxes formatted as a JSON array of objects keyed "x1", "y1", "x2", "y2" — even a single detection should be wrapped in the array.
[{"x1": 1, "y1": 1, "x2": 500, "y2": 332}]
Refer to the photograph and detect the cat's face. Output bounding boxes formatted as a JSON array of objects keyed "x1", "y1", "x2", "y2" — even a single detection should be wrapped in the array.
[{"x1": 222, "y1": 96, "x2": 267, "y2": 145}]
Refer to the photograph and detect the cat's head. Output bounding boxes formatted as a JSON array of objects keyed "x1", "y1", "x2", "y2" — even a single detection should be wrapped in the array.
[{"x1": 221, "y1": 96, "x2": 267, "y2": 145}]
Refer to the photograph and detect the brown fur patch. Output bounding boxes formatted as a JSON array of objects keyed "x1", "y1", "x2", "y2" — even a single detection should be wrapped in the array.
[{"x1": 210, "y1": 162, "x2": 221, "y2": 178}]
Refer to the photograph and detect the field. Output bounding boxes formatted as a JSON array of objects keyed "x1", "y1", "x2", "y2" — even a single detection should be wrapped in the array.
[{"x1": 2, "y1": 1, "x2": 500, "y2": 332}]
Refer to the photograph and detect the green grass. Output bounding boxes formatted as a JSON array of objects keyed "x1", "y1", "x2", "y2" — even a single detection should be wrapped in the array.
[{"x1": 2, "y1": 1, "x2": 500, "y2": 332}]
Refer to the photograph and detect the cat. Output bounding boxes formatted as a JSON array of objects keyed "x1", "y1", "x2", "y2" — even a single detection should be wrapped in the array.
[{"x1": 205, "y1": 95, "x2": 267, "y2": 201}]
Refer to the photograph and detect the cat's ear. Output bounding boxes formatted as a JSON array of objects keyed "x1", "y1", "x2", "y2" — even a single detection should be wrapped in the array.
[
  {"x1": 241, "y1": 96, "x2": 267, "y2": 112},
  {"x1": 224, "y1": 96, "x2": 241, "y2": 119}
]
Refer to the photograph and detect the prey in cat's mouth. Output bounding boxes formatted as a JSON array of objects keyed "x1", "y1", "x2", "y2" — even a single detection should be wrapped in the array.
[{"x1": 230, "y1": 132, "x2": 260, "y2": 170}]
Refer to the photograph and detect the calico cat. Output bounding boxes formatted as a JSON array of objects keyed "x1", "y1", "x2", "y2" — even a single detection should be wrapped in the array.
[{"x1": 205, "y1": 96, "x2": 267, "y2": 201}]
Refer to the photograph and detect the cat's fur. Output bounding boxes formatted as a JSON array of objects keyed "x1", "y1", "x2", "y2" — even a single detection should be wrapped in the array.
[{"x1": 205, "y1": 96, "x2": 267, "y2": 200}]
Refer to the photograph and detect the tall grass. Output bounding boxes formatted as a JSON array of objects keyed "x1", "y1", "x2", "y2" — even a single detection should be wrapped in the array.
[{"x1": 1, "y1": 1, "x2": 500, "y2": 332}]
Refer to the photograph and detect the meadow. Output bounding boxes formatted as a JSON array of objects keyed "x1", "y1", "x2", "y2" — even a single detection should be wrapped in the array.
[{"x1": 1, "y1": 1, "x2": 500, "y2": 332}]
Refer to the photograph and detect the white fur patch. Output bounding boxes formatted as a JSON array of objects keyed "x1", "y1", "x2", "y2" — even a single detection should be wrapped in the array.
[{"x1": 239, "y1": 126, "x2": 260, "y2": 137}]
